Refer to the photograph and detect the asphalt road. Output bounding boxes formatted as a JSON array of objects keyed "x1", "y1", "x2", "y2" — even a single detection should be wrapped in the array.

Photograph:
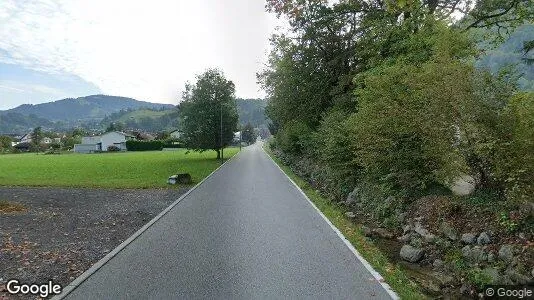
[{"x1": 62, "y1": 143, "x2": 394, "y2": 299}]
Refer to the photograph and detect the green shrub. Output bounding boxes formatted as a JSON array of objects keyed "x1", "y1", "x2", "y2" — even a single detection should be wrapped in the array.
[
  {"x1": 276, "y1": 120, "x2": 314, "y2": 155},
  {"x1": 126, "y1": 140, "x2": 164, "y2": 151},
  {"x1": 107, "y1": 145, "x2": 121, "y2": 152}
]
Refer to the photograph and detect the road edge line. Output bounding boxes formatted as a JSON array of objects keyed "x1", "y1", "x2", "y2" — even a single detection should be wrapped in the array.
[
  {"x1": 53, "y1": 150, "x2": 241, "y2": 300},
  {"x1": 263, "y1": 145, "x2": 399, "y2": 300}
]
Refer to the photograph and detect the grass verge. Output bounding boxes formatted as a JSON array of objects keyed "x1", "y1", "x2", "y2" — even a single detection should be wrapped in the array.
[
  {"x1": 264, "y1": 143, "x2": 425, "y2": 299},
  {"x1": 0, "y1": 148, "x2": 239, "y2": 189}
]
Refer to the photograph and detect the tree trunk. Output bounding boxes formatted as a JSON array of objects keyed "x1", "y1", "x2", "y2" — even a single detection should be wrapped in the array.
[{"x1": 216, "y1": 149, "x2": 220, "y2": 159}]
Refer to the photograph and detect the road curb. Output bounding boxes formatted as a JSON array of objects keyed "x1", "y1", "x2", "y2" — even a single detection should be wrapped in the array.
[
  {"x1": 53, "y1": 150, "x2": 241, "y2": 300},
  {"x1": 263, "y1": 144, "x2": 399, "y2": 300}
]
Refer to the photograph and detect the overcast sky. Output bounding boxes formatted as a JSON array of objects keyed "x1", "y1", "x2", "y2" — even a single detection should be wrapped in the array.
[{"x1": 0, "y1": 0, "x2": 283, "y2": 110}]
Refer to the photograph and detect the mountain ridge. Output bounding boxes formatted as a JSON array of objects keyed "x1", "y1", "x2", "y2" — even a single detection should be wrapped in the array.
[{"x1": 0, "y1": 94, "x2": 175, "y2": 122}]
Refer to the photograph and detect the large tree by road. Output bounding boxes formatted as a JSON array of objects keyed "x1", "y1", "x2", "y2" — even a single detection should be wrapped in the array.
[{"x1": 179, "y1": 69, "x2": 238, "y2": 159}]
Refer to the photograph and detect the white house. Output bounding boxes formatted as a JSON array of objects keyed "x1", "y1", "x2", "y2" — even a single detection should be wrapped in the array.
[
  {"x1": 169, "y1": 130, "x2": 182, "y2": 139},
  {"x1": 74, "y1": 131, "x2": 135, "y2": 153}
]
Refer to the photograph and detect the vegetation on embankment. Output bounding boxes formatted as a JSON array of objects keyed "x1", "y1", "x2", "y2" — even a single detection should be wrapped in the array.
[
  {"x1": 264, "y1": 143, "x2": 426, "y2": 299},
  {"x1": 259, "y1": 1, "x2": 533, "y2": 296},
  {"x1": 0, "y1": 149, "x2": 238, "y2": 189}
]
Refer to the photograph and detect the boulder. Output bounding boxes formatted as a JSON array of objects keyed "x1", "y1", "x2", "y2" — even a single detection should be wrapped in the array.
[
  {"x1": 403, "y1": 224, "x2": 413, "y2": 234},
  {"x1": 440, "y1": 222, "x2": 458, "y2": 241},
  {"x1": 505, "y1": 268, "x2": 531, "y2": 285},
  {"x1": 477, "y1": 232, "x2": 491, "y2": 245},
  {"x1": 415, "y1": 222, "x2": 435, "y2": 242},
  {"x1": 400, "y1": 245, "x2": 424, "y2": 263},
  {"x1": 470, "y1": 246, "x2": 487, "y2": 263},
  {"x1": 345, "y1": 211, "x2": 356, "y2": 219},
  {"x1": 361, "y1": 225, "x2": 372, "y2": 237},
  {"x1": 461, "y1": 233, "x2": 477, "y2": 244},
  {"x1": 373, "y1": 228, "x2": 394, "y2": 239},
  {"x1": 345, "y1": 187, "x2": 359, "y2": 206},
  {"x1": 168, "y1": 173, "x2": 192, "y2": 185},
  {"x1": 397, "y1": 234, "x2": 412, "y2": 243},
  {"x1": 498, "y1": 245, "x2": 515, "y2": 263},
  {"x1": 432, "y1": 259, "x2": 444, "y2": 270},
  {"x1": 482, "y1": 267, "x2": 501, "y2": 284}
]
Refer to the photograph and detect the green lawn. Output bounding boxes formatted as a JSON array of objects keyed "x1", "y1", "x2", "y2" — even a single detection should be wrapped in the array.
[{"x1": 0, "y1": 148, "x2": 239, "y2": 189}]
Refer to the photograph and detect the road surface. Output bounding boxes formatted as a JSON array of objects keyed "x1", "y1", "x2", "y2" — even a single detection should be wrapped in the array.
[{"x1": 62, "y1": 143, "x2": 394, "y2": 299}]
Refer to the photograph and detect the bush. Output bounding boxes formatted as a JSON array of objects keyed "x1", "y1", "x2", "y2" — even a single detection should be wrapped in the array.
[
  {"x1": 276, "y1": 120, "x2": 314, "y2": 155},
  {"x1": 494, "y1": 92, "x2": 534, "y2": 202},
  {"x1": 107, "y1": 145, "x2": 121, "y2": 152},
  {"x1": 126, "y1": 140, "x2": 164, "y2": 151}
]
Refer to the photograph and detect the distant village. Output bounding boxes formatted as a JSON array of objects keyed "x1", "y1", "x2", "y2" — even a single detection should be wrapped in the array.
[{"x1": 1, "y1": 127, "x2": 258, "y2": 154}]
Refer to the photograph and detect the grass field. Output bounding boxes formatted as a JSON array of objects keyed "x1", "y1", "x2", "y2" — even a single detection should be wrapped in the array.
[{"x1": 0, "y1": 148, "x2": 239, "y2": 189}]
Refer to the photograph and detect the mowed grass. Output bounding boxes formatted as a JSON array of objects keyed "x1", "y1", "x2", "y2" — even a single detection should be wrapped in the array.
[{"x1": 0, "y1": 148, "x2": 239, "y2": 189}]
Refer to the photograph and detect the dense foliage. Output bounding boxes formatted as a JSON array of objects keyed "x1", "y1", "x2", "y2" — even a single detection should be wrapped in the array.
[{"x1": 261, "y1": 0, "x2": 534, "y2": 209}]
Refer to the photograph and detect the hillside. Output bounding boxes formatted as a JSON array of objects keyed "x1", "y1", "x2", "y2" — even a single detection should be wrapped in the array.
[
  {"x1": 0, "y1": 95, "x2": 174, "y2": 122},
  {"x1": 236, "y1": 98, "x2": 267, "y2": 127},
  {"x1": 100, "y1": 108, "x2": 179, "y2": 132}
]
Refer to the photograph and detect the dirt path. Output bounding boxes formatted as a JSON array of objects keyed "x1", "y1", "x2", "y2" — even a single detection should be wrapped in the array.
[{"x1": 0, "y1": 187, "x2": 187, "y2": 299}]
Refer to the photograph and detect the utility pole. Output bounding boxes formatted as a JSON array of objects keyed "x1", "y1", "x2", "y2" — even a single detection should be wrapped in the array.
[
  {"x1": 220, "y1": 100, "x2": 223, "y2": 164},
  {"x1": 239, "y1": 124, "x2": 242, "y2": 151}
]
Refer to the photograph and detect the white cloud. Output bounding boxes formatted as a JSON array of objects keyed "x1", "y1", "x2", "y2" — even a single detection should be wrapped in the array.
[{"x1": 0, "y1": 0, "x2": 281, "y2": 104}]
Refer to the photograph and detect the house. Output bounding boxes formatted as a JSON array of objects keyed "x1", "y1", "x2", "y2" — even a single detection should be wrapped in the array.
[
  {"x1": 74, "y1": 131, "x2": 136, "y2": 153},
  {"x1": 42, "y1": 137, "x2": 53, "y2": 144},
  {"x1": 169, "y1": 130, "x2": 182, "y2": 139},
  {"x1": 19, "y1": 133, "x2": 32, "y2": 144}
]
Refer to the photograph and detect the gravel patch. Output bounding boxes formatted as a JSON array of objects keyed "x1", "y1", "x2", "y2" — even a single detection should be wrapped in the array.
[{"x1": 0, "y1": 187, "x2": 187, "y2": 299}]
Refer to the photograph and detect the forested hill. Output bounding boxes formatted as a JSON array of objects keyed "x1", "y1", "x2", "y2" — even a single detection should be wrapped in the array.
[
  {"x1": 236, "y1": 98, "x2": 267, "y2": 127},
  {"x1": 0, "y1": 95, "x2": 174, "y2": 122}
]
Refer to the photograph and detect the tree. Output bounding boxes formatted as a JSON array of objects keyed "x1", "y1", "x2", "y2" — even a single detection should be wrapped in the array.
[
  {"x1": 31, "y1": 127, "x2": 44, "y2": 152},
  {"x1": 178, "y1": 69, "x2": 238, "y2": 159},
  {"x1": 0, "y1": 135, "x2": 13, "y2": 152},
  {"x1": 241, "y1": 123, "x2": 257, "y2": 145}
]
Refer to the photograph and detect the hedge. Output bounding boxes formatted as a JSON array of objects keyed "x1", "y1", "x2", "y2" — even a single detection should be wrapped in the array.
[{"x1": 126, "y1": 140, "x2": 165, "y2": 151}]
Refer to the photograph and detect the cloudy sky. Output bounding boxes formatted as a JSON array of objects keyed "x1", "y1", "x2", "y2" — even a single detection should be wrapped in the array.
[{"x1": 0, "y1": 0, "x2": 282, "y2": 110}]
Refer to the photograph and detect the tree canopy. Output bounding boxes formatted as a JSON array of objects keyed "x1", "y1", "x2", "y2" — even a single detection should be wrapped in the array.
[{"x1": 178, "y1": 69, "x2": 238, "y2": 158}]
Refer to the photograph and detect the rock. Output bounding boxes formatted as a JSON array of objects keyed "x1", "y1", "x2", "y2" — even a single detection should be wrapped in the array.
[
  {"x1": 450, "y1": 175, "x2": 476, "y2": 196},
  {"x1": 482, "y1": 267, "x2": 501, "y2": 284},
  {"x1": 460, "y1": 283, "x2": 472, "y2": 295},
  {"x1": 345, "y1": 187, "x2": 359, "y2": 206},
  {"x1": 361, "y1": 225, "x2": 372, "y2": 237},
  {"x1": 400, "y1": 245, "x2": 424, "y2": 263},
  {"x1": 477, "y1": 232, "x2": 491, "y2": 245},
  {"x1": 432, "y1": 259, "x2": 444, "y2": 270},
  {"x1": 461, "y1": 233, "x2": 477, "y2": 244},
  {"x1": 403, "y1": 224, "x2": 412, "y2": 234},
  {"x1": 345, "y1": 211, "x2": 356, "y2": 219},
  {"x1": 414, "y1": 222, "x2": 435, "y2": 242},
  {"x1": 396, "y1": 211, "x2": 407, "y2": 224},
  {"x1": 423, "y1": 233, "x2": 437, "y2": 243},
  {"x1": 505, "y1": 268, "x2": 531, "y2": 285},
  {"x1": 432, "y1": 271, "x2": 454, "y2": 286},
  {"x1": 168, "y1": 173, "x2": 192, "y2": 184},
  {"x1": 373, "y1": 228, "x2": 394, "y2": 239},
  {"x1": 440, "y1": 222, "x2": 458, "y2": 241},
  {"x1": 531, "y1": 268, "x2": 534, "y2": 279},
  {"x1": 498, "y1": 245, "x2": 515, "y2": 263},
  {"x1": 487, "y1": 252, "x2": 495, "y2": 263},
  {"x1": 397, "y1": 233, "x2": 412, "y2": 243},
  {"x1": 470, "y1": 246, "x2": 487, "y2": 263},
  {"x1": 461, "y1": 245, "x2": 471, "y2": 258}
]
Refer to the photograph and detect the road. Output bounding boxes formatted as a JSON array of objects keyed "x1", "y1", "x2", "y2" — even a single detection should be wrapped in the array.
[{"x1": 61, "y1": 143, "x2": 394, "y2": 299}]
